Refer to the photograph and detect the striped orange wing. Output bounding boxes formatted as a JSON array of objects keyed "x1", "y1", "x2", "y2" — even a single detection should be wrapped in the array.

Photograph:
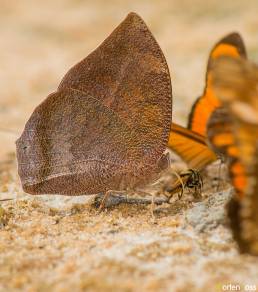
[
  {"x1": 168, "y1": 123, "x2": 217, "y2": 170},
  {"x1": 211, "y1": 57, "x2": 258, "y2": 255},
  {"x1": 188, "y1": 32, "x2": 247, "y2": 137}
]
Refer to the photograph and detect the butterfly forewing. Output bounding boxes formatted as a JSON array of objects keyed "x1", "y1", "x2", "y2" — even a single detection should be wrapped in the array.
[
  {"x1": 167, "y1": 33, "x2": 246, "y2": 172},
  {"x1": 168, "y1": 123, "x2": 216, "y2": 170},
  {"x1": 188, "y1": 33, "x2": 247, "y2": 138},
  {"x1": 58, "y1": 12, "x2": 172, "y2": 165}
]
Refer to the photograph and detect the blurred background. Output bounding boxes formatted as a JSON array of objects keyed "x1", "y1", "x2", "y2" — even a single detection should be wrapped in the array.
[{"x1": 1, "y1": 0, "x2": 258, "y2": 161}]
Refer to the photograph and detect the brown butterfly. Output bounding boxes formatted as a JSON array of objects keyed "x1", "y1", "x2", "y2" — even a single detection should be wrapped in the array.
[
  {"x1": 168, "y1": 33, "x2": 246, "y2": 170},
  {"x1": 211, "y1": 56, "x2": 258, "y2": 255},
  {"x1": 16, "y1": 13, "x2": 172, "y2": 199}
]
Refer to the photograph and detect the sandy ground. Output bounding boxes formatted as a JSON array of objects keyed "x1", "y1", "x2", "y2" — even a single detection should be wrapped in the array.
[{"x1": 1, "y1": 1, "x2": 258, "y2": 291}]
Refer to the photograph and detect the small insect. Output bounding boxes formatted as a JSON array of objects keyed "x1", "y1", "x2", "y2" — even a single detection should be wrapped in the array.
[
  {"x1": 180, "y1": 169, "x2": 203, "y2": 198},
  {"x1": 162, "y1": 168, "x2": 203, "y2": 201}
]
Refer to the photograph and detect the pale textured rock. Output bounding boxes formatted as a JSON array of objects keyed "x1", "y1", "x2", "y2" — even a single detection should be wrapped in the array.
[{"x1": 186, "y1": 189, "x2": 232, "y2": 232}]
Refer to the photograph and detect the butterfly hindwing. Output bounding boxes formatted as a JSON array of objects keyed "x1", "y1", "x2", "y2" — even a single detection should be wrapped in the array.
[
  {"x1": 17, "y1": 88, "x2": 170, "y2": 195},
  {"x1": 227, "y1": 141, "x2": 258, "y2": 255},
  {"x1": 211, "y1": 56, "x2": 258, "y2": 255}
]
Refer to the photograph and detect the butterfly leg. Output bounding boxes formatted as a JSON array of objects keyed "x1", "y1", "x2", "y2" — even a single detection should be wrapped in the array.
[
  {"x1": 98, "y1": 190, "x2": 114, "y2": 210},
  {"x1": 216, "y1": 159, "x2": 223, "y2": 191},
  {"x1": 150, "y1": 193, "x2": 156, "y2": 219},
  {"x1": 195, "y1": 170, "x2": 203, "y2": 198},
  {"x1": 97, "y1": 190, "x2": 131, "y2": 210},
  {"x1": 162, "y1": 170, "x2": 186, "y2": 202}
]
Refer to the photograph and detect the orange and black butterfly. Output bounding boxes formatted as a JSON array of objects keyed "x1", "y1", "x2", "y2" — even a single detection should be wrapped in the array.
[
  {"x1": 166, "y1": 32, "x2": 247, "y2": 196},
  {"x1": 168, "y1": 32, "x2": 247, "y2": 170},
  {"x1": 211, "y1": 56, "x2": 258, "y2": 255}
]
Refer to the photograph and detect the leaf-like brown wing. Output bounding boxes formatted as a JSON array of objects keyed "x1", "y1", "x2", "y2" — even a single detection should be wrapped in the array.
[
  {"x1": 16, "y1": 89, "x2": 165, "y2": 195},
  {"x1": 16, "y1": 13, "x2": 172, "y2": 195},
  {"x1": 58, "y1": 12, "x2": 172, "y2": 165}
]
